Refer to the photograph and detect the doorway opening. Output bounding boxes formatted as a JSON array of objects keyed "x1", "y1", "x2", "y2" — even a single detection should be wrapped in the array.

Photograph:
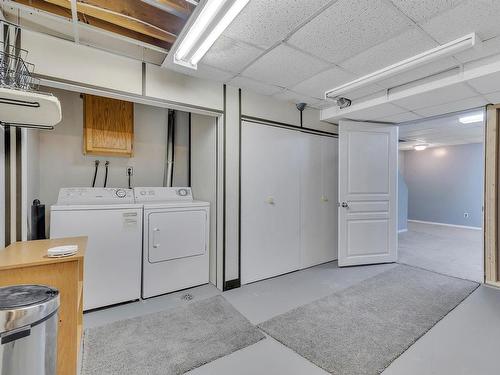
[{"x1": 397, "y1": 108, "x2": 485, "y2": 282}]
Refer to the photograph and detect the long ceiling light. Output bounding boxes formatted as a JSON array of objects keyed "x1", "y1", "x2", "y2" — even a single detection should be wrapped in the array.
[
  {"x1": 459, "y1": 113, "x2": 484, "y2": 124},
  {"x1": 414, "y1": 144, "x2": 429, "y2": 151},
  {"x1": 172, "y1": 0, "x2": 249, "y2": 69},
  {"x1": 325, "y1": 33, "x2": 477, "y2": 100}
]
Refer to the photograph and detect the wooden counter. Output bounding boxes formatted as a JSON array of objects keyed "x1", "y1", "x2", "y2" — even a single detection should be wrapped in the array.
[{"x1": 0, "y1": 237, "x2": 86, "y2": 375}]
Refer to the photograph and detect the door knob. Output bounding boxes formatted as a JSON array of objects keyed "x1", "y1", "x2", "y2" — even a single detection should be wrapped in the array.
[
  {"x1": 267, "y1": 197, "x2": 275, "y2": 205},
  {"x1": 341, "y1": 201, "x2": 349, "y2": 208},
  {"x1": 321, "y1": 196, "x2": 328, "y2": 202}
]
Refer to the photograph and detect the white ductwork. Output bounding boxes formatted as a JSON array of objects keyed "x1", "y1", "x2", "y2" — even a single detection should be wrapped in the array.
[{"x1": 0, "y1": 87, "x2": 62, "y2": 128}]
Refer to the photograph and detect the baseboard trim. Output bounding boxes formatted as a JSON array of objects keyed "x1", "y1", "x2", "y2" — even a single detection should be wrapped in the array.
[
  {"x1": 398, "y1": 229, "x2": 408, "y2": 233},
  {"x1": 223, "y1": 279, "x2": 241, "y2": 291},
  {"x1": 408, "y1": 219, "x2": 482, "y2": 231}
]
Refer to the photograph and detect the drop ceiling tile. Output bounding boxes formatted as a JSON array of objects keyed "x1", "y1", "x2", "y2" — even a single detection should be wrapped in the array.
[
  {"x1": 468, "y1": 71, "x2": 500, "y2": 95},
  {"x1": 242, "y1": 44, "x2": 330, "y2": 87},
  {"x1": 484, "y1": 90, "x2": 500, "y2": 103},
  {"x1": 454, "y1": 35, "x2": 500, "y2": 63},
  {"x1": 413, "y1": 96, "x2": 488, "y2": 117},
  {"x1": 376, "y1": 111, "x2": 422, "y2": 123},
  {"x1": 339, "y1": 28, "x2": 438, "y2": 75},
  {"x1": 389, "y1": 0, "x2": 463, "y2": 23},
  {"x1": 201, "y1": 36, "x2": 264, "y2": 74},
  {"x1": 288, "y1": 0, "x2": 412, "y2": 63},
  {"x1": 228, "y1": 76, "x2": 284, "y2": 96},
  {"x1": 223, "y1": 0, "x2": 332, "y2": 49},
  {"x1": 272, "y1": 90, "x2": 322, "y2": 107},
  {"x1": 421, "y1": 0, "x2": 500, "y2": 44},
  {"x1": 393, "y1": 83, "x2": 479, "y2": 111},
  {"x1": 292, "y1": 67, "x2": 355, "y2": 99},
  {"x1": 377, "y1": 58, "x2": 459, "y2": 89}
]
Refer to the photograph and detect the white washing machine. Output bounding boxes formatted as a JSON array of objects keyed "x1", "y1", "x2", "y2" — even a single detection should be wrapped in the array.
[
  {"x1": 50, "y1": 188, "x2": 143, "y2": 310},
  {"x1": 134, "y1": 187, "x2": 210, "y2": 299}
]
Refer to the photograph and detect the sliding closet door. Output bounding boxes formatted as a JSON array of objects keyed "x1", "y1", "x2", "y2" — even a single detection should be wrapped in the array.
[
  {"x1": 300, "y1": 134, "x2": 338, "y2": 268},
  {"x1": 241, "y1": 122, "x2": 301, "y2": 284}
]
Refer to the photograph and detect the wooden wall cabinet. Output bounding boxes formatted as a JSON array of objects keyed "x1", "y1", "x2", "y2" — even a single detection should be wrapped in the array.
[{"x1": 83, "y1": 94, "x2": 134, "y2": 157}]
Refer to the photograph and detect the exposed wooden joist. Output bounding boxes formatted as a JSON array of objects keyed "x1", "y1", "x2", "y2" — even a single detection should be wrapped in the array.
[
  {"x1": 11, "y1": 0, "x2": 172, "y2": 49},
  {"x1": 81, "y1": 14, "x2": 172, "y2": 50},
  {"x1": 80, "y1": 0, "x2": 188, "y2": 34},
  {"x1": 43, "y1": 0, "x2": 177, "y2": 43},
  {"x1": 140, "y1": 0, "x2": 194, "y2": 19}
]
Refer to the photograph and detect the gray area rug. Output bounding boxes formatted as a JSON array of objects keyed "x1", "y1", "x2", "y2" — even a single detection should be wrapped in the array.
[
  {"x1": 259, "y1": 265, "x2": 479, "y2": 375},
  {"x1": 82, "y1": 295, "x2": 265, "y2": 375}
]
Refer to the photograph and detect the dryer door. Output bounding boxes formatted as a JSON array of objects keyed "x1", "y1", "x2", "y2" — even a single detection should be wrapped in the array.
[{"x1": 148, "y1": 209, "x2": 207, "y2": 263}]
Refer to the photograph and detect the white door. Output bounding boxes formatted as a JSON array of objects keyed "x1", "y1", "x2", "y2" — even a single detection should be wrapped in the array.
[
  {"x1": 338, "y1": 120, "x2": 398, "y2": 266},
  {"x1": 241, "y1": 122, "x2": 301, "y2": 284},
  {"x1": 300, "y1": 134, "x2": 338, "y2": 268}
]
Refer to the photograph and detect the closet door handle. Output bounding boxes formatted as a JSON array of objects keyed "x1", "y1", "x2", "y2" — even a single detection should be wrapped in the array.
[{"x1": 152, "y1": 228, "x2": 160, "y2": 248}]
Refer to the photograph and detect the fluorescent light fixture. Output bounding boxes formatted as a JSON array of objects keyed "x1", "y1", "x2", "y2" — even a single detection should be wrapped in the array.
[
  {"x1": 459, "y1": 113, "x2": 484, "y2": 124},
  {"x1": 173, "y1": 0, "x2": 249, "y2": 69},
  {"x1": 414, "y1": 144, "x2": 429, "y2": 151},
  {"x1": 325, "y1": 33, "x2": 477, "y2": 99}
]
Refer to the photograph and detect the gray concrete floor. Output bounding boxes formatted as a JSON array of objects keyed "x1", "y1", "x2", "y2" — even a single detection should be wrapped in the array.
[
  {"x1": 399, "y1": 221, "x2": 483, "y2": 282},
  {"x1": 84, "y1": 261, "x2": 499, "y2": 375}
]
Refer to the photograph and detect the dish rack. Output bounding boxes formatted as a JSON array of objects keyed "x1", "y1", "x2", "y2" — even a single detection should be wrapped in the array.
[{"x1": 0, "y1": 21, "x2": 40, "y2": 93}]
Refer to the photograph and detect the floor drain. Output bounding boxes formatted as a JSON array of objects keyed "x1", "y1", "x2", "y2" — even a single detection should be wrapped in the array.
[{"x1": 181, "y1": 293, "x2": 194, "y2": 301}]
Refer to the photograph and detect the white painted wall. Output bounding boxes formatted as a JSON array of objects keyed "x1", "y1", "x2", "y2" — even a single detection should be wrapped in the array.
[
  {"x1": 31, "y1": 88, "x2": 194, "y2": 238},
  {"x1": 19, "y1": 28, "x2": 338, "y2": 287},
  {"x1": 191, "y1": 114, "x2": 218, "y2": 286},
  {"x1": 23, "y1": 30, "x2": 143, "y2": 95},
  {"x1": 145, "y1": 64, "x2": 223, "y2": 111}
]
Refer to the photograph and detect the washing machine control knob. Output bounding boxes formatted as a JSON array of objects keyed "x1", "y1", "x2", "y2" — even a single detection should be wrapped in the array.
[
  {"x1": 115, "y1": 189, "x2": 127, "y2": 198},
  {"x1": 177, "y1": 188, "x2": 188, "y2": 197}
]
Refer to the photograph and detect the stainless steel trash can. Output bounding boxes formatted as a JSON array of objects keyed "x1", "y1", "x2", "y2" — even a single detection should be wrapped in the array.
[{"x1": 0, "y1": 285, "x2": 60, "y2": 375}]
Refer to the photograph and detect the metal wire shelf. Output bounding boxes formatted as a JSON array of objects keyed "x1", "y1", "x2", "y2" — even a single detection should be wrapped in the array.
[{"x1": 0, "y1": 20, "x2": 41, "y2": 92}]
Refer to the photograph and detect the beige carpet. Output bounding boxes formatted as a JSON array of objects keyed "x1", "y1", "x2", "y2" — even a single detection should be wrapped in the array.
[{"x1": 399, "y1": 221, "x2": 483, "y2": 282}]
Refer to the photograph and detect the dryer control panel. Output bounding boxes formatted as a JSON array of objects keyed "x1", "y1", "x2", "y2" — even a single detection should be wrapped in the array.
[
  {"x1": 134, "y1": 187, "x2": 193, "y2": 202},
  {"x1": 57, "y1": 188, "x2": 135, "y2": 205}
]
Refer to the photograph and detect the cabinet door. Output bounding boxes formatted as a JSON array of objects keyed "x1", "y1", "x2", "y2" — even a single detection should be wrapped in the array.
[
  {"x1": 83, "y1": 94, "x2": 134, "y2": 157},
  {"x1": 300, "y1": 134, "x2": 339, "y2": 268},
  {"x1": 241, "y1": 122, "x2": 301, "y2": 284}
]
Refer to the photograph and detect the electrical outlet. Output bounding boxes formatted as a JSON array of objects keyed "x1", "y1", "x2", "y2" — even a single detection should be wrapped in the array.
[
  {"x1": 126, "y1": 166, "x2": 134, "y2": 176},
  {"x1": 464, "y1": 212, "x2": 470, "y2": 219}
]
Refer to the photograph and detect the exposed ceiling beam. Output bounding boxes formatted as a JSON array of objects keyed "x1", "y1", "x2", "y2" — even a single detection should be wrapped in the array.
[
  {"x1": 140, "y1": 0, "x2": 194, "y2": 20},
  {"x1": 43, "y1": 0, "x2": 177, "y2": 44},
  {"x1": 79, "y1": 0, "x2": 187, "y2": 35},
  {"x1": 10, "y1": 0, "x2": 172, "y2": 49},
  {"x1": 80, "y1": 14, "x2": 172, "y2": 49}
]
